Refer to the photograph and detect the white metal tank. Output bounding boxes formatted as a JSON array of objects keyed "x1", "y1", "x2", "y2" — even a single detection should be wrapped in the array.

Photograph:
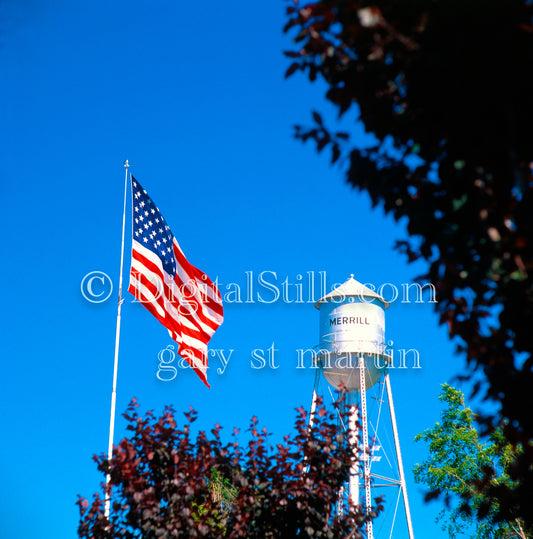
[{"x1": 315, "y1": 275, "x2": 390, "y2": 392}]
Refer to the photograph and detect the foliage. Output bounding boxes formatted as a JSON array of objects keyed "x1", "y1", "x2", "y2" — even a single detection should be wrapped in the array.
[
  {"x1": 413, "y1": 384, "x2": 527, "y2": 538},
  {"x1": 205, "y1": 468, "x2": 239, "y2": 518},
  {"x1": 283, "y1": 0, "x2": 533, "y2": 528},
  {"x1": 77, "y1": 398, "x2": 381, "y2": 538},
  {"x1": 190, "y1": 468, "x2": 238, "y2": 531}
]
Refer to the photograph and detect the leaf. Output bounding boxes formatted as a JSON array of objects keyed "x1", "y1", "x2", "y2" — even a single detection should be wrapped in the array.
[
  {"x1": 312, "y1": 110, "x2": 323, "y2": 125},
  {"x1": 284, "y1": 51, "x2": 302, "y2": 58},
  {"x1": 285, "y1": 62, "x2": 300, "y2": 78},
  {"x1": 424, "y1": 489, "x2": 441, "y2": 502},
  {"x1": 331, "y1": 144, "x2": 341, "y2": 164}
]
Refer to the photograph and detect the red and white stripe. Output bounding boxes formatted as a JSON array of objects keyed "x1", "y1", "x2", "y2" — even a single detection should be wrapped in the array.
[{"x1": 128, "y1": 237, "x2": 223, "y2": 387}]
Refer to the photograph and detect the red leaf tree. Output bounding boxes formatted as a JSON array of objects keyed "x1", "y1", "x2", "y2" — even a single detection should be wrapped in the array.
[{"x1": 77, "y1": 399, "x2": 380, "y2": 538}]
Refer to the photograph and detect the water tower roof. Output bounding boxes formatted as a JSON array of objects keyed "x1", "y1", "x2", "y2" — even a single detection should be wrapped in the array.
[{"x1": 314, "y1": 274, "x2": 390, "y2": 309}]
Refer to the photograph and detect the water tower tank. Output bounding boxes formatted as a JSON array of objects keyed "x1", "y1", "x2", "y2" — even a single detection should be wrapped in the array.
[{"x1": 315, "y1": 275, "x2": 390, "y2": 392}]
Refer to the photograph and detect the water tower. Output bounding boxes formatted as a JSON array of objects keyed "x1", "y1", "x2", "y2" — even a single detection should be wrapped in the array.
[{"x1": 310, "y1": 275, "x2": 414, "y2": 539}]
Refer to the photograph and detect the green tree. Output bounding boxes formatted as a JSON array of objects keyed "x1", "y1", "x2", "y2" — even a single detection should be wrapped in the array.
[
  {"x1": 77, "y1": 399, "x2": 380, "y2": 538},
  {"x1": 413, "y1": 384, "x2": 527, "y2": 538},
  {"x1": 283, "y1": 0, "x2": 533, "y2": 527}
]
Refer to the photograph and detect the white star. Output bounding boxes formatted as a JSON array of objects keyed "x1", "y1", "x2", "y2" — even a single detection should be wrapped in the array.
[
  {"x1": 143, "y1": 237, "x2": 148, "y2": 243},
  {"x1": 138, "y1": 215, "x2": 144, "y2": 222},
  {"x1": 144, "y1": 211, "x2": 149, "y2": 217}
]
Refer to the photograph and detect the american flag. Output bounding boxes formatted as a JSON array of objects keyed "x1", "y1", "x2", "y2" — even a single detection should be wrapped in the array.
[{"x1": 128, "y1": 175, "x2": 223, "y2": 387}]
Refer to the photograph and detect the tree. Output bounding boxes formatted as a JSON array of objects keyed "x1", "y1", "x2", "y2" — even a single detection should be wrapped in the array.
[
  {"x1": 283, "y1": 0, "x2": 533, "y2": 528},
  {"x1": 77, "y1": 399, "x2": 380, "y2": 538},
  {"x1": 413, "y1": 384, "x2": 527, "y2": 539}
]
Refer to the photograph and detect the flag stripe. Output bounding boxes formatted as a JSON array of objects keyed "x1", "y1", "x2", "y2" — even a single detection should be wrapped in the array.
[
  {"x1": 131, "y1": 243, "x2": 214, "y2": 343},
  {"x1": 171, "y1": 243, "x2": 223, "y2": 320},
  {"x1": 132, "y1": 242, "x2": 218, "y2": 342},
  {"x1": 173, "y1": 244, "x2": 223, "y2": 313},
  {"x1": 129, "y1": 248, "x2": 212, "y2": 386},
  {"x1": 134, "y1": 238, "x2": 222, "y2": 331}
]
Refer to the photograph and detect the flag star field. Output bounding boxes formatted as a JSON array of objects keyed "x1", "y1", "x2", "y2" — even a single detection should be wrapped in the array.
[{"x1": 132, "y1": 176, "x2": 176, "y2": 276}]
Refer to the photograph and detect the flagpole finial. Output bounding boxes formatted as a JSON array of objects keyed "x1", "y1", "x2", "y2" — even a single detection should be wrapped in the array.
[{"x1": 124, "y1": 159, "x2": 130, "y2": 169}]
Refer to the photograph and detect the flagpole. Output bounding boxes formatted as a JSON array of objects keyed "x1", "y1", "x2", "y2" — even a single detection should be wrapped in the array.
[{"x1": 105, "y1": 159, "x2": 130, "y2": 519}]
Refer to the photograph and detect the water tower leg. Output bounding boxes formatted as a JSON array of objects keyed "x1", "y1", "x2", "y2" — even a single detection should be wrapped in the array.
[
  {"x1": 348, "y1": 403, "x2": 359, "y2": 508},
  {"x1": 359, "y1": 356, "x2": 373, "y2": 539},
  {"x1": 384, "y1": 372, "x2": 415, "y2": 539}
]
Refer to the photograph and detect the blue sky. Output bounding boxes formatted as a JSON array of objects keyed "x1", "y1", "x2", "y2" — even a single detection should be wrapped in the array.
[{"x1": 1, "y1": 1, "x2": 464, "y2": 537}]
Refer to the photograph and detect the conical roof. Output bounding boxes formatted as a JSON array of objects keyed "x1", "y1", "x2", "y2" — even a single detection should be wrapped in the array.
[{"x1": 314, "y1": 274, "x2": 389, "y2": 309}]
